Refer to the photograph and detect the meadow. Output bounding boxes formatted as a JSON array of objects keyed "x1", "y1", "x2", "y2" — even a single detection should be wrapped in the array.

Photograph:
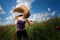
[{"x1": 0, "y1": 17, "x2": 60, "y2": 40}]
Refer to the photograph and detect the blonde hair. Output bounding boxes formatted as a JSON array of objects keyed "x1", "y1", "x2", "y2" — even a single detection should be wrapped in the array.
[
  {"x1": 13, "y1": 7, "x2": 24, "y2": 13},
  {"x1": 13, "y1": 5, "x2": 30, "y2": 19},
  {"x1": 13, "y1": 5, "x2": 30, "y2": 13}
]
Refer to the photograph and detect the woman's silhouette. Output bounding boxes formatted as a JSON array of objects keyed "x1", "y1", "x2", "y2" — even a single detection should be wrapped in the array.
[{"x1": 13, "y1": 5, "x2": 30, "y2": 40}]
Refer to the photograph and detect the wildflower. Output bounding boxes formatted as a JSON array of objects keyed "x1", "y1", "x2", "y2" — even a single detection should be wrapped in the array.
[
  {"x1": 0, "y1": 26, "x2": 2, "y2": 29},
  {"x1": 0, "y1": 32, "x2": 4, "y2": 34},
  {"x1": 55, "y1": 26, "x2": 60, "y2": 29},
  {"x1": 10, "y1": 38, "x2": 12, "y2": 40},
  {"x1": 55, "y1": 26, "x2": 60, "y2": 30},
  {"x1": 50, "y1": 18, "x2": 54, "y2": 20},
  {"x1": 43, "y1": 22, "x2": 46, "y2": 26}
]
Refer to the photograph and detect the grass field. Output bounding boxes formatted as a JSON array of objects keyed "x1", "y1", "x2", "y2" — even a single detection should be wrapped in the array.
[{"x1": 0, "y1": 17, "x2": 60, "y2": 40}]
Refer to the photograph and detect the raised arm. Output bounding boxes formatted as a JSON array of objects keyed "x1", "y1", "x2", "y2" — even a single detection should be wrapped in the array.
[{"x1": 26, "y1": 19, "x2": 30, "y2": 27}]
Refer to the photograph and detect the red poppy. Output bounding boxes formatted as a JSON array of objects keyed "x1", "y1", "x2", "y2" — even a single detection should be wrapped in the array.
[
  {"x1": 50, "y1": 18, "x2": 54, "y2": 20},
  {"x1": 0, "y1": 26, "x2": 2, "y2": 29},
  {"x1": 55, "y1": 26, "x2": 60, "y2": 29},
  {"x1": 10, "y1": 38, "x2": 12, "y2": 40},
  {"x1": 43, "y1": 22, "x2": 46, "y2": 26}
]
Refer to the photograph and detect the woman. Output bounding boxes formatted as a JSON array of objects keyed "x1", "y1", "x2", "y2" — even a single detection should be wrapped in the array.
[{"x1": 13, "y1": 5, "x2": 30, "y2": 40}]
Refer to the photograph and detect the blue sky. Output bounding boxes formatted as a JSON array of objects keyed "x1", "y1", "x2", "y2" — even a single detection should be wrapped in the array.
[{"x1": 0, "y1": 0, "x2": 60, "y2": 25}]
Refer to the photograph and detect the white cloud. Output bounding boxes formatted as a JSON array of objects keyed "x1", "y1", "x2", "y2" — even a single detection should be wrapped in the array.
[
  {"x1": 0, "y1": 18, "x2": 1, "y2": 20},
  {"x1": 12, "y1": 6, "x2": 15, "y2": 9},
  {"x1": 10, "y1": 0, "x2": 35, "y2": 13},
  {"x1": 4, "y1": 16, "x2": 15, "y2": 25},
  {"x1": 1, "y1": 22, "x2": 6, "y2": 26},
  {"x1": 10, "y1": 6, "x2": 15, "y2": 13},
  {"x1": 0, "y1": 21, "x2": 2, "y2": 25},
  {"x1": 16, "y1": 0, "x2": 35, "y2": 8},
  {"x1": 0, "y1": 21, "x2": 14, "y2": 26},
  {"x1": 58, "y1": 13, "x2": 60, "y2": 17},
  {"x1": 29, "y1": 10, "x2": 55, "y2": 22},
  {"x1": 0, "y1": 21, "x2": 6, "y2": 26},
  {"x1": 5, "y1": 16, "x2": 13, "y2": 20},
  {"x1": 48, "y1": 8, "x2": 51, "y2": 11},
  {"x1": 0, "y1": 16, "x2": 15, "y2": 26},
  {"x1": 5, "y1": 20, "x2": 14, "y2": 25},
  {"x1": 3, "y1": 6, "x2": 56, "y2": 26},
  {"x1": 10, "y1": 0, "x2": 35, "y2": 21},
  {"x1": 0, "y1": 6, "x2": 6, "y2": 14},
  {"x1": 0, "y1": 6, "x2": 2, "y2": 10},
  {"x1": 29, "y1": 12, "x2": 49, "y2": 22},
  {"x1": 50, "y1": 11, "x2": 55, "y2": 16}
]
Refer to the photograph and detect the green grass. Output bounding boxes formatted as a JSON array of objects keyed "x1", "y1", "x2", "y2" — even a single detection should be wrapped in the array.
[{"x1": 0, "y1": 17, "x2": 60, "y2": 40}]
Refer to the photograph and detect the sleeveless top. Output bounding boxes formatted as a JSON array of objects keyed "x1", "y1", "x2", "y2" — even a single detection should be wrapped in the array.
[{"x1": 16, "y1": 20, "x2": 26, "y2": 30}]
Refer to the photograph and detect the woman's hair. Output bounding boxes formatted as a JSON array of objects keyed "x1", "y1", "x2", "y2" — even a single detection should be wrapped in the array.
[
  {"x1": 13, "y1": 5, "x2": 30, "y2": 19},
  {"x1": 13, "y1": 7, "x2": 24, "y2": 13},
  {"x1": 15, "y1": 11, "x2": 30, "y2": 19}
]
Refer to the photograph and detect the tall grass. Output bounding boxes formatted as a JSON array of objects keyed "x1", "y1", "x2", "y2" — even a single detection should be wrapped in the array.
[{"x1": 0, "y1": 17, "x2": 60, "y2": 40}]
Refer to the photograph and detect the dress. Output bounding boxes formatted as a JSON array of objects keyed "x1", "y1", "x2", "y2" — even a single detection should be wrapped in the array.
[{"x1": 16, "y1": 20, "x2": 28, "y2": 40}]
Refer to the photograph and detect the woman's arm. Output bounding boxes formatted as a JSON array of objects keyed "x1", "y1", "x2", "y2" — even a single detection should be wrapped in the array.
[{"x1": 26, "y1": 19, "x2": 30, "y2": 27}]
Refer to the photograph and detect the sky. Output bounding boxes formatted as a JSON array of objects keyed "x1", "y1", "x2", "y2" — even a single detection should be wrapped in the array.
[{"x1": 0, "y1": 0, "x2": 60, "y2": 26}]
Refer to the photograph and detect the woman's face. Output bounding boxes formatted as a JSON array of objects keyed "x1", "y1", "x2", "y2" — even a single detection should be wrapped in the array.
[
  {"x1": 23, "y1": 13, "x2": 28, "y2": 18},
  {"x1": 23, "y1": 12, "x2": 30, "y2": 18}
]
